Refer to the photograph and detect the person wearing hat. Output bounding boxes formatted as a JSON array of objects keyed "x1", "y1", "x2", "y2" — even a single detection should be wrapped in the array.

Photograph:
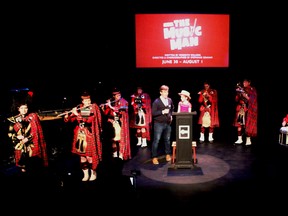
[
  {"x1": 233, "y1": 79, "x2": 258, "y2": 145},
  {"x1": 197, "y1": 81, "x2": 220, "y2": 143},
  {"x1": 177, "y1": 90, "x2": 192, "y2": 113},
  {"x1": 7, "y1": 92, "x2": 49, "y2": 173},
  {"x1": 101, "y1": 87, "x2": 131, "y2": 160},
  {"x1": 130, "y1": 86, "x2": 152, "y2": 148},
  {"x1": 64, "y1": 91, "x2": 102, "y2": 181}
]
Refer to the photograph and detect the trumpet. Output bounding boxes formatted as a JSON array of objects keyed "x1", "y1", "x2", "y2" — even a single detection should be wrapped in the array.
[{"x1": 56, "y1": 104, "x2": 92, "y2": 117}]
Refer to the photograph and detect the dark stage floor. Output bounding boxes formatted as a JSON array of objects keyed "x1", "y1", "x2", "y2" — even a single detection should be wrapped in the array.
[{"x1": 1, "y1": 134, "x2": 288, "y2": 212}]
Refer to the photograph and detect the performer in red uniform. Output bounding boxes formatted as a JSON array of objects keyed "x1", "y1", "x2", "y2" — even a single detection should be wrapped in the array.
[
  {"x1": 64, "y1": 91, "x2": 102, "y2": 181},
  {"x1": 234, "y1": 79, "x2": 258, "y2": 145},
  {"x1": 197, "y1": 81, "x2": 220, "y2": 143},
  {"x1": 8, "y1": 92, "x2": 48, "y2": 173},
  {"x1": 282, "y1": 114, "x2": 288, "y2": 127},
  {"x1": 130, "y1": 86, "x2": 152, "y2": 148},
  {"x1": 101, "y1": 88, "x2": 131, "y2": 160}
]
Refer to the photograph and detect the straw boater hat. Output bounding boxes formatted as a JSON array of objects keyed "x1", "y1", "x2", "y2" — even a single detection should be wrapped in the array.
[{"x1": 178, "y1": 90, "x2": 191, "y2": 99}]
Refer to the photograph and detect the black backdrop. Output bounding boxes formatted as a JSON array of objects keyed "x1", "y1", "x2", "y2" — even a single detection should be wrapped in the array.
[{"x1": 1, "y1": 1, "x2": 286, "y2": 149}]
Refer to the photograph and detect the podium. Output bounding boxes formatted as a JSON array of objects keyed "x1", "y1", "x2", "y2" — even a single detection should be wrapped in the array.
[{"x1": 172, "y1": 111, "x2": 197, "y2": 168}]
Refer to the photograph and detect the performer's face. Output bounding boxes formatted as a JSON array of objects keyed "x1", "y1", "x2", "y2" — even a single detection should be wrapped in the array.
[
  {"x1": 160, "y1": 90, "x2": 169, "y2": 99},
  {"x1": 180, "y1": 95, "x2": 187, "y2": 102},
  {"x1": 18, "y1": 105, "x2": 28, "y2": 115},
  {"x1": 82, "y1": 98, "x2": 91, "y2": 107},
  {"x1": 113, "y1": 93, "x2": 121, "y2": 100},
  {"x1": 137, "y1": 88, "x2": 143, "y2": 95},
  {"x1": 243, "y1": 80, "x2": 250, "y2": 87}
]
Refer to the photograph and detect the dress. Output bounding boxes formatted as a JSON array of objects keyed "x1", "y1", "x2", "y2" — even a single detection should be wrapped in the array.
[{"x1": 178, "y1": 101, "x2": 192, "y2": 112}]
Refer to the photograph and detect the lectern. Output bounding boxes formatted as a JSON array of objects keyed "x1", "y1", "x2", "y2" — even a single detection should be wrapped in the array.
[{"x1": 172, "y1": 111, "x2": 197, "y2": 168}]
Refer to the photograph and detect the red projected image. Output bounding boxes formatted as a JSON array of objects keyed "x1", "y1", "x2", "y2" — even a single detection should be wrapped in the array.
[{"x1": 135, "y1": 14, "x2": 230, "y2": 68}]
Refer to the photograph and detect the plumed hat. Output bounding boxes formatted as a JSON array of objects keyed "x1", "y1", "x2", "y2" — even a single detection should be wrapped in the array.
[{"x1": 11, "y1": 90, "x2": 33, "y2": 113}]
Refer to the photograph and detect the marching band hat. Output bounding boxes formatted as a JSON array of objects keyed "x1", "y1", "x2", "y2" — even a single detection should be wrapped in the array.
[
  {"x1": 81, "y1": 91, "x2": 91, "y2": 99},
  {"x1": 178, "y1": 90, "x2": 191, "y2": 99},
  {"x1": 112, "y1": 87, "x2": 121, "y2": 95},
  {"x1": 10, "y1": 91, "x2": 33, "y2": 114}
]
